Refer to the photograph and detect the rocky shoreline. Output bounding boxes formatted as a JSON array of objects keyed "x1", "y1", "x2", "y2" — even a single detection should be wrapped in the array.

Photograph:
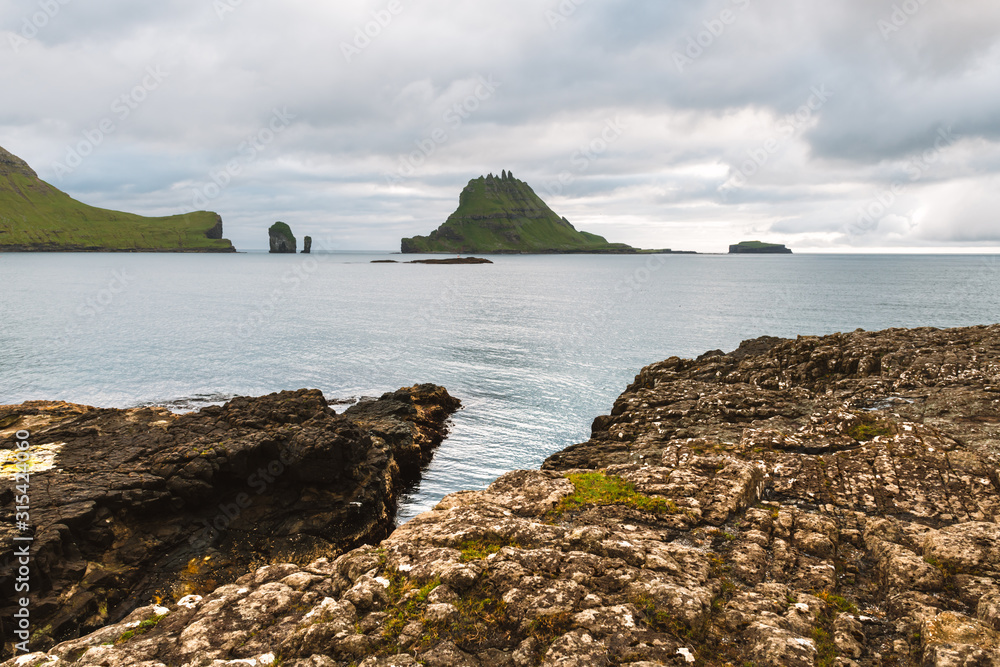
[
  {"x1": 0, "y1": 385, "x2": 460, "y2": 657},
  {"x1": 5, "y1": 324, "x2": 1000, "y2": 666}
]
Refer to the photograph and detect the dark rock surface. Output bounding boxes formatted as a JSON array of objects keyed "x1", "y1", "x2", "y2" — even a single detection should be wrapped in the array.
[
  {"x1": 343, "y1": 386, "x2": 462, "y2": 479},
  {"x1": 8, "y1": 324, "x2": 1000, "y2": 667},
  {"x1": 205, "y1": 215, "x2": 224, "y2": 240},
  {"x1": 371, "y1": 257, "x2": 493, "y2": 264},
  {"x1": 371, "y1": 258, "x2": 494, "y2": 265},
  {"x1": 302, "y1": 236, "x2": 313, "y2": 254},
  {"x1": 0, "y1": 385, "x2": 459, "y2": 656},
  {"x1": 408, "y1": 257, "x2": 493, "y2": 265}
]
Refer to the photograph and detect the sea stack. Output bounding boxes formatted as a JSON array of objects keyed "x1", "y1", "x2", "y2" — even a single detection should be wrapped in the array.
[
  {"x1": 302, "y1": 236, "x2": 312, "y2": 254},
  {"x1": 268, "y1": 222, "x2": 296, "y2": 253}
]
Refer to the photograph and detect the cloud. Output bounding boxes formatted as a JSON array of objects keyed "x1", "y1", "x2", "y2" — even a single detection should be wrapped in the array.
[{"x1": 1, "y1": 0, "x2": 999, "y2": 251}]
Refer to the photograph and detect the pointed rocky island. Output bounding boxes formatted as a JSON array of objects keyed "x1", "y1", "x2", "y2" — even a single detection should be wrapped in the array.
[
  {"x1": 402, "y1": 171, "x2": 644, "y2": 254},
  {"x1": 0, "y1": 145, "x2": 235, "y2": 252}
]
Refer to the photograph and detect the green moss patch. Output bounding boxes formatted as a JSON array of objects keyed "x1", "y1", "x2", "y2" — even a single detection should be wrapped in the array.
[
  {"x1": 458, "y1": 537, "x2": 520, "y2": 562},
  {"x1": 115, "y1": 614, "x2": 166, "y2": 644},
  {"x1": 848, "y1": 413, "x2": 895, "y2": 441},
  {"x1": 816, "y1": 590, "x2": 858, "y2": 615},
  {"x1": 552, "y1": 472, "x2": 681, "y2": 516},
  {"x1": 269, "y1": 221, "x2": 295, "y2": 243},
  {"x1": 380, "y1": 570, "x2": 441, "y2": 647}
]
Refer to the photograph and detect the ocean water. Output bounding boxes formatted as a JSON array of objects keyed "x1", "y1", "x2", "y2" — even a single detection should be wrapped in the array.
[{"x1": 2, "y1": 252, "x2": 998, "y2": 521}]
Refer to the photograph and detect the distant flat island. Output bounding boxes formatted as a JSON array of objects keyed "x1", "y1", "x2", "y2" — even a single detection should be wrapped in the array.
[
  {"x1": 729, "y1": 241, "x2": 792, "y2": 254},
  {"x1": 401, "y1": 171, "x2": 692, "y2": 255},
  {"x1": 0, "y1": 145, "x2": 235, "y2": 252}
]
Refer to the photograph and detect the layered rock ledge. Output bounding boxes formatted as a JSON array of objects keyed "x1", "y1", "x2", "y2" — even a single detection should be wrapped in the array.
[
  {"x1": 6, "y1": 324, "x2": 1000, "y2": 667},
  {"x1": 0, "y1": 385, "x2": 460, "y2": 655}
]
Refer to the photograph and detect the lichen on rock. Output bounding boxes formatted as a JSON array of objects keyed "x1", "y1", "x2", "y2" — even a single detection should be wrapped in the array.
[{"x1": 6, "y1": 324, "x2": 1000, "y2": 666}]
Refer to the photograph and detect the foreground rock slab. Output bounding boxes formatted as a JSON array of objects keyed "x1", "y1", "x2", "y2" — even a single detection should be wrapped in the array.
[
  {"x1": 7, "y1": 324, "x2": 1000, "y2": 666},
  {"x1": 0, "y1": 385, "x2": 459, "y2": 654}
]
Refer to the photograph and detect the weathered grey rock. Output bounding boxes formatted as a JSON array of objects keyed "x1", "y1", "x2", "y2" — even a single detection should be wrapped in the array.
[
  {"x1": 303, "y1": 236, "x2": 313, "y2": 254},
  {"x1": 8, "y1": 324, "x2": 1000, "y2": 666}
]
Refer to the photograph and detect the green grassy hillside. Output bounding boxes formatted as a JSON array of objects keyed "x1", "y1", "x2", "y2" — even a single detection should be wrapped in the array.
[
  {"x1": 0, "y1": 145, "x2": 234, "y2": 252},
  {"x1": 401, "y1": 172, "x2": 636, "y2": 254}
]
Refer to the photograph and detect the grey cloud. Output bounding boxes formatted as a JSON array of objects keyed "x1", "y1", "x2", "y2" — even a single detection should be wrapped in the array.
[{"x1": 2, "y1": 0, "x2": 1000, "y2": 250}]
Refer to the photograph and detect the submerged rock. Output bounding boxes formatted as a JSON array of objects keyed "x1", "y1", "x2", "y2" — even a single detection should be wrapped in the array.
[
  {"x1": 0, "y1": 385, "x2": 459, "y2": 655},
  {"x1": 407, "y1": 257, "x2": 493, "y2": 265},
  {"x1": 8, "y1": 324, "x2": 1000, "y2": 666}
]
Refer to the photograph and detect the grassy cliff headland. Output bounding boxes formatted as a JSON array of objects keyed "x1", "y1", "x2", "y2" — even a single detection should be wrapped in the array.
[{"x1": 0, "y1": 145, "x2": 235, "y2": 252}]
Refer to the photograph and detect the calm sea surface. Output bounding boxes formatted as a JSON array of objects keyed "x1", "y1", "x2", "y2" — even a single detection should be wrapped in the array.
[{"x1": 2, "y1": 252, "x2": 998, "y2": 520}]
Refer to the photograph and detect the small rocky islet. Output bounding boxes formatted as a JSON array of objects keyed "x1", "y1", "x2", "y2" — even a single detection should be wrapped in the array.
[
  {"x1": 4, "y1": 324, "x2": 1000, "y2": 666},
  {"x1": 372, "y1": 258, "x2": 494, "y2": 265},
  {"x1": 729, "y1": 241, "x2": 793, "y2": 254}
]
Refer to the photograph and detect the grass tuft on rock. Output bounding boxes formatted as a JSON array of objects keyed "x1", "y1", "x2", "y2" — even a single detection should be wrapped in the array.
[
  {"x1": 552, "y1": 472, "x2": 681, "y2": 515},
  {"x1": 816, "y1": 590, "x2": 858, "y2": 615},
  {"x1": 459, "y1": 537, "x2": 520, "y2": 562},
  {"x1": 114, "y1": 614, "x2": 166, "y2": 644}
]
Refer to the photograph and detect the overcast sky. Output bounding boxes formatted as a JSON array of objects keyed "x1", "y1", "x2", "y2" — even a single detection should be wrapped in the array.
[{"x1": 2, "y1": 0, "x2": 999, "y2": 252}]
